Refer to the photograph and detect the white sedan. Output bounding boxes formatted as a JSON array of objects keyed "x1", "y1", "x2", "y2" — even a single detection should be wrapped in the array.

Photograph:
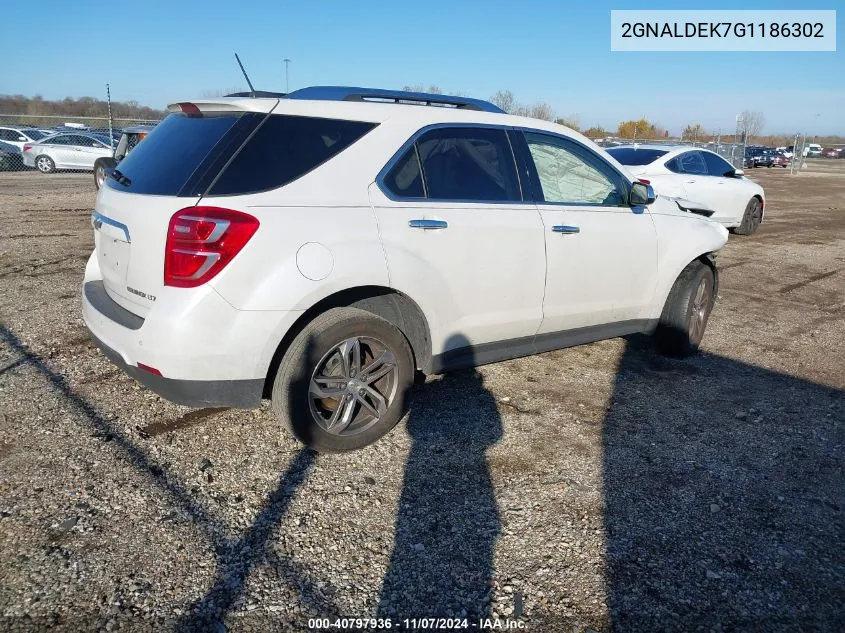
[
  {"x1": 22, "y1": 132, "x2": 114, "y2": 173},
  {"x1": 607, "y1": 145, "x2": 765, "y2": 235}
]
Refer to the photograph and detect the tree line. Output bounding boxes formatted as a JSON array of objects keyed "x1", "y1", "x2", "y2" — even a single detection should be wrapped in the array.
[{"x1": 0, "y1": 94, "x2": 165, "y2": 121}]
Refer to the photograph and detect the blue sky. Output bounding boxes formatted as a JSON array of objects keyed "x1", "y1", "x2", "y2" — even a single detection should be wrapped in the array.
[{"x1": 2, "y1": 0, "x2": 842, "y2": 134}]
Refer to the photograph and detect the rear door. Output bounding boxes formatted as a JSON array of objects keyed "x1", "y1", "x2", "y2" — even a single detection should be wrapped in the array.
[
  {"x1": 516, "y1": 130, "x2": 658, "y2": 333},
  {"x1": 369, "y1": 126, "x2": 546, "y2": 360}
]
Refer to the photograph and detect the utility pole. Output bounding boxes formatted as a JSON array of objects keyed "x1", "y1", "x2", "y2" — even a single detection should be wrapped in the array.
[
  {"x1": 283, "y1": 58, "x2": 291, "y2": 93},
  {"x1": 106, "y1": 83, "x2": 114, "y2": 149}
]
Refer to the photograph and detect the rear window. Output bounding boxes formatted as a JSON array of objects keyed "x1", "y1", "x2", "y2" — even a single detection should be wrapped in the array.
[
  {"x1": 208, "y1": 115, "x2": 376, "y2": 196},
  {"x1": 606, "y1": 147, "x2": 668, "y2": 166},
  {"x1": 107, "y1": 112, "x2": 376, "y2": 197},
  {"x1": 107, "y1": 112, "x2": 245, "y2": 195},
  {"x1": 23, "y1": 129, "x2": 46, "y2": 141}
]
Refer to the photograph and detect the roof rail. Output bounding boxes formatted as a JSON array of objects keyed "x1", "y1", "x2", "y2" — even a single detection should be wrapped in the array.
[{"x1": 284, "y1": 86, "x2": 505, "y2": 114}]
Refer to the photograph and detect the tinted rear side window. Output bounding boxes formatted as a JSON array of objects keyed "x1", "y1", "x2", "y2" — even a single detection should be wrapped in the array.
[
  {"x1": 209, "y1": 115, "x2": 376, "y2": 196},
  {"x1": 383, "y1": 146, "x2": 425, "y2": 198},
  {"x1": 415, "y1": 127, "x2": 520, "y2": 202},
  {"x1": 606, "y1": 147, "x2": 668, "y2": 166},
  {"x1": 106, "y1": 112, "x2": 246, "y2": 196}
]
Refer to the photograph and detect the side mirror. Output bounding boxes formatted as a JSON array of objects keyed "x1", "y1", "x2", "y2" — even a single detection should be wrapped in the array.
[
  {"x1": 630, "y1": 181, "x2": 656, "y2": 207},
  {"x1": 732, "y1": 168, "x2": 745, "y2": 177},
  {"x1": 18, "y1": 136, "x2": 27, "y2": 142}
]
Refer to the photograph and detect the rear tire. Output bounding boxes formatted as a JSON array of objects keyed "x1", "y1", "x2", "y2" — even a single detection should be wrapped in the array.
[
  {"x1": 35, "y1": 154, "x2": 55, "y2": 174},
  {"x1": 732, "y1": 197, "x2": 763, "y2": 235},
  {"x1": 271, "y1": 307, "x2": 414, "y2": 452},
  {"x1": 654, "y1": 261, "x2": 715, "y2": 358}
]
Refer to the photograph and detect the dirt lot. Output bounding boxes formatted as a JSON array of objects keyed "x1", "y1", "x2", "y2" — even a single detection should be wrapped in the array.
[{"x1": 0, "y1": 164, "x2": 842, "y2": 632}]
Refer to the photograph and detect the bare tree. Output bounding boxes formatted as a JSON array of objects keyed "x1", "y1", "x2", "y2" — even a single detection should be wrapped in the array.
[
  {"x1": 489, "y1": 90, "x2": 516, "y2": 114},
  {"x1": 402, "y1": 84, "x2": 442, "y2": 94},
  {"x1": 529, "y1": 102, "x2": 554, "y2": 122},
  {"x1": 738, "y1": 110, "x2": 765, "y2": 142}
]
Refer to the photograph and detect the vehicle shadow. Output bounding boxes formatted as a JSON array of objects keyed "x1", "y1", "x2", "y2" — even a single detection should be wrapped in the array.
[
  {"x1": 378, "y1": 334, "x2": 502, "y2": 620},
  {"x1": 603, "y1": 335, "x2": 843, "y2": 632},
  {"x1": 0, "y1": 322, "x2": 338, "y2": 630}
]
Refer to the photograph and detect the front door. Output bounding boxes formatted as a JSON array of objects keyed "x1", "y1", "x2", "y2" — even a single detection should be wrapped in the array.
[{"x1": 516, "y1": 131, "x2": 658, "y2": 334}]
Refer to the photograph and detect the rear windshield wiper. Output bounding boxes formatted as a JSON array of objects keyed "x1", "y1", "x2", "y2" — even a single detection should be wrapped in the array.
[{"x1": 110, "y1": 169, "x2": 132, "y2": 187}]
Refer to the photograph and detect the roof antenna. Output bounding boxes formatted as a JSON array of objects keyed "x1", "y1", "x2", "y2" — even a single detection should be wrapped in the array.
[{"x1": 234, "y1": 53, "x2": 256, "y2": 98}]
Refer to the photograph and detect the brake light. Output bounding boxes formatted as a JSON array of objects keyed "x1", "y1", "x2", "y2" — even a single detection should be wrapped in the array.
[
  {"x1": 164, "y1": 207, "x2": 259, "y2": 288},
  {"x1": 23, "y1": 144, "x2": 32, "y2": 152},
  {"x1": 637, "y1": 178, "x2": 651, "y2": 185},
  {"x1": 176, "y1": 102, "x2": 202, "y2": 116}
]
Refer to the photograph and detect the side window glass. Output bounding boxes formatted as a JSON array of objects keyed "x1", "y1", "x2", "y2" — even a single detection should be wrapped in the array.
[
  {"x1": 524, "y1": 132, "x2": 626, "y2": 206},
  {"x1": 678, "y1": 151, "x2": 708, "y2": 175},
  {"x1": 416, "y1": 127, "x2": 521, "y2": 202},
  {"x1": 50, "y1": 136, "x2": 68, "y2": 145},
  {"x1": 666, "y1": 157, "x2": 681, "y2": 173},
  {"x1": 383, "y1": 146, "x2": 425, "y2": 198},
  {"x1": 0, "y1": 130, "x2": 12, "y2": 141},
  {"x1": 702, "y1": 151, "x2": 733, "y2": 177}
]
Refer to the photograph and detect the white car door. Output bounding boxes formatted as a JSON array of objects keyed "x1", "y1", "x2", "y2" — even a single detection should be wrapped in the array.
[
  {"x1": 699, "y1": 151, "x2": 752, "y2": 224},
  {"x1": 675, "y1": 151, "x2": 746, "y2": 225},
  {"x1": 517, "y1": 131, "x2": 658, "y2": 334},
  {"x1": 369, "y1": 126, "x2": 546, "y2": 365}
]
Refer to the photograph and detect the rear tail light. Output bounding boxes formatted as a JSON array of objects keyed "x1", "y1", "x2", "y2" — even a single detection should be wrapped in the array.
[
  {"x1": 636, "y1": 178, "x2": 651, "y2": 185},
  {"x1": 176, "y1": 102, "x2": 202, "y2": 116},
  {"x1": 164, "y1": 207, "x2": 259, "y2": 288},
  {"x1": 23, "y1": 144, "x2": 32, "y2": 152}
]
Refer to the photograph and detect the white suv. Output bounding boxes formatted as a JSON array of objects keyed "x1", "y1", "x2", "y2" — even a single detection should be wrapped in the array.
[{"x1": 82, "y1": 87, "x2": 728, "y2": 451}]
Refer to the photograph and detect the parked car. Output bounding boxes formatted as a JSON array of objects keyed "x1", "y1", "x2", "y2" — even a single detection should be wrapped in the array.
[
  {"x1": 772, "y1": 152, "x2": 791, "y2": 168},
  {"x1": 82, "y1": 87, "x2": 728, "y2": 452},
  {"x1": 0, "y1": 140, "x2": 19, "y2": 170},
  {"x1": 804, "y1": 143, "x2": 823, "y2": 157},
  {"x1": 821, "y1": 147, "x2": 843, "y2": 158},
  {"x1": 753, "y1": 149, "x2": 776, "y2": 168},
  {"x1": 607, "y1": 144, "x2": 765, "y2": 235},
  {"x1": 22, "y1": 132, "x2": 115, "y2": 173},
  {"x1": 93, "y1": 125, "x2": 155, "y2": 189},
  {"x1": 0, "y1": 126, "x2": 50, "y2": 168}
]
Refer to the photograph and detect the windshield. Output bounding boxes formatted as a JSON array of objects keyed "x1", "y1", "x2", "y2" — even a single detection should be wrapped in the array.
[{"x1": 606, "y1": 147, "x2": 669, "y2": 166}]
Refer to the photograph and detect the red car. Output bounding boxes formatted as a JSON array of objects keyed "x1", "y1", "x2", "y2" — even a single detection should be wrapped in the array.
[
  {"x1": 821, "y1": 147, "x2": 844, "y2": 159},
  {"x1": 772, "y1": 153, "x2": 791, "y2": 168}
]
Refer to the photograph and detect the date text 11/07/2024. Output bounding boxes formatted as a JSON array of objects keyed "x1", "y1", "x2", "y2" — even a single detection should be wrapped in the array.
[{"x1": 308, "y1": 617, "x2": 526, "y2": 630}]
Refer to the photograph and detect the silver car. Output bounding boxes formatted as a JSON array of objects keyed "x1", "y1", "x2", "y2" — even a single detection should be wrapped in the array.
[{"x1": 22, "y1": 132, "x2": 114, "y2": 173}]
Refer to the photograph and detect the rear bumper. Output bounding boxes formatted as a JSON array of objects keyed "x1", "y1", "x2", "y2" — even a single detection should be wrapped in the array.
[
  {"x1": 89, "y1": 331, "x2": 264, "y2": 408},
  {"x1": 81, "y1": 267, "x2": 298, "y2": 408}
]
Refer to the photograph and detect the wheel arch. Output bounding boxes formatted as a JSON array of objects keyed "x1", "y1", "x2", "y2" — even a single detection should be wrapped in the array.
[{"x1": 262, "y1": 285, "x2": 432, "y2": 398}]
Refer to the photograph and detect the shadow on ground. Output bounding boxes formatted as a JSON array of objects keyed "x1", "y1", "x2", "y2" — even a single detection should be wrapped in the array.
[
  {"x1": 602, "y1": 336, "x2": 843, "y2": 631},
  {"x1": 379, "y1": 334, "x2": 502, "y2": 619}
]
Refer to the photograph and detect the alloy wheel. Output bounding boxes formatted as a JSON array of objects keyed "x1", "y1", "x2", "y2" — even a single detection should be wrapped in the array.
[{"x1": 308, "y1": 336, "x2": 399, "y2": 436}]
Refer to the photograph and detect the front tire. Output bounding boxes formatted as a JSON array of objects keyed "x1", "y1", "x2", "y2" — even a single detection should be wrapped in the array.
[
  {"x1": 93, "y1": 157, "x2": 116, "y2": 190},
  {"x1": 271, "y1": 307, "x2": 414, "y2": 452},
  {"x1": 35, "y1": 154, "x2": 55, "y2": 174},
  {"x1": 655, "y1": 261, "x2": 716, "y2": 358},
  {"x1": 733, "y1": 197, "x2": 763, "y2": 235}
]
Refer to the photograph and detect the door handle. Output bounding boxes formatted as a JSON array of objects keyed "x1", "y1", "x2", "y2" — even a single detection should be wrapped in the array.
[
  {"x1": 685, "y1": 179, "x2": 696, "y2": 184},
  {"x1": 408, "y1": 219, "x2": 448, "y2": 230},
  {"x1": 552, "y1": 225, "x2": 580, "y2": 234}
]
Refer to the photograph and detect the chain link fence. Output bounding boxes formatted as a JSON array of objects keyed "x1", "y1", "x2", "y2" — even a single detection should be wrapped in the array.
[{"x1": 0, "y1": 114, "x2": 161, "y2": 172}]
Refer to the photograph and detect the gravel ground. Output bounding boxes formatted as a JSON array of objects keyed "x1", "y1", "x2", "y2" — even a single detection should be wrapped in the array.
[{"x1": 0, "y1": 164, "x2": 843, "y2": 632}]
